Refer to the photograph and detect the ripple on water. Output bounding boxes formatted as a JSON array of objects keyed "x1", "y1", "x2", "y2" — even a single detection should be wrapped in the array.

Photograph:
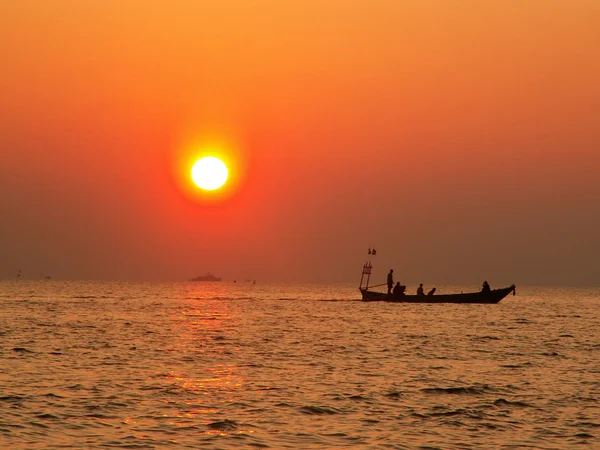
[
  {"x1": 493, "y1": 398, "x2": 534, "y2": 408},
  {"x1": 0, "y1": 395, "x2": 29, "y2": 403},
  {"x1": 12, "y1": 347, "x2": 34, "y2": 353},
  {"x1": 421, "y1": 384, "x2": 499, "y2": 395},
  {"x1": 206, "y1": 419, "x2": 239, "y2": 431},
  {"x1": 298, "y1": 405, "x2": 342, "y2": 415}
]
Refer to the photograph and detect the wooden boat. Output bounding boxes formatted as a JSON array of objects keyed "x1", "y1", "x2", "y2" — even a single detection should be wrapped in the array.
[
  {"x1": 358, "y1": 256, "x2": 515, "y2": 304},
  {"x1": 361, "y1": 285, "x2": 515, "y2": 304}
]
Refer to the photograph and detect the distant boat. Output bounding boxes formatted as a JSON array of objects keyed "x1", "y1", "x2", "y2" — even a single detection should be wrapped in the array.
[
  {"x1": 359, "y1": 258, "x2": 515, "y2": 304},
  {"x1": 190, "y1": 273, "x2": 222, "y2": 282}
]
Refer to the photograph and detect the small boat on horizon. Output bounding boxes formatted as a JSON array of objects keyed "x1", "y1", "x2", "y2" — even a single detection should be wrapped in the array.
[{"x1": 190, "y1": 272, "x2": 222, "y2": 282}]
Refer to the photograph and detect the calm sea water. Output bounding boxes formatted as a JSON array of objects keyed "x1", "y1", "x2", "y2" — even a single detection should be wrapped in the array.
[{"x1": 1, "y1": 281, "x2": 599, "y2": 449}]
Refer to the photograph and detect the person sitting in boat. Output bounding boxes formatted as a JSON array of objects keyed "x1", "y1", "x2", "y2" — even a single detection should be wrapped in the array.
[
  {"x1": 387, "y1": 269, "x2": 394, "y2": 294},
  {"x1": 427, "y1": 287, "x2": 436, "y2": 296},
  {"x1": 482, "y1": 281, "x2": 491, "y2": 294},
  {"x1": 392, "y1": 282, "x2": 406, "y2": 296},
  {"x1": 417, "y1": 283, "x2": 424, "y2": 296}
]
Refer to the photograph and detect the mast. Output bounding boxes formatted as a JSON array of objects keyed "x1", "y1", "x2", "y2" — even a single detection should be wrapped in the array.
[{"x1": 359, "y1": 248, "x2": 376, "y2": 290}]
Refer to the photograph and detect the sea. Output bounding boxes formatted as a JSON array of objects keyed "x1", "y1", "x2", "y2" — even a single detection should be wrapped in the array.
[{"x1": 1, "y1": 281, "x2": 599, "y2": 449}]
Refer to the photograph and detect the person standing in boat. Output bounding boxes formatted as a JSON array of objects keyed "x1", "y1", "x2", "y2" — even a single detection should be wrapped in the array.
[
  {"x1": 417, "y1": 283, "x2": 424, "y2": 296},
  {"x1": 387, "y1": 269, "x2": 394, "y2": 294}
]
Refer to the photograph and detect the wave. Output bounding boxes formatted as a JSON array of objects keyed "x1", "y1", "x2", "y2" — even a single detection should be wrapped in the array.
[
  {"x1": 0, "y1": 395, "x2": 28, "y2": 403},
  {"x1": 12, "y1": 347, "x2": 34, "y2": 353},
  {"x1": 206, "y1": 419, "x2": 239, "y2": 431},
  {"x1": 493, "y1": 398, "x2": 534, "y2": 408},
  {"x1": 574, "y1": 422, "x2": 600, "y2": 428},
  {"x1": 35, "y1": 413, "x2": 61, "y2": 420},
  {"x1": 384, "y1": 391, "x2": 403, "y2": 399},
  {"x1": 428, "y1": 408, "x2": 479, "y2": 418},
  {"x1": 421, "y1": 384, "x2": 498, "y2": 395},
  {"x1": 469, "y1": 335, "x2": 501, "y2": 341},
  {"x1": 41, "y1": 393, "x2": 65, "y2": 398},
  {"x1": 573, "y1": 433, "x2": 595, "y2": 439},
  {"x1": 299, "y1": 405, "x2": 341, "y2": 415}
]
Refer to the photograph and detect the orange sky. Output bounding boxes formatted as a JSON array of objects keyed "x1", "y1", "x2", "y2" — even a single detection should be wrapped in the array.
[{"x1": 1, "y1": 1, "x2": 599, "y2": 285}]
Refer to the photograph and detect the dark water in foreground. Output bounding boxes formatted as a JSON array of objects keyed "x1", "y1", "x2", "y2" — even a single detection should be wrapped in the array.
[{"x1": 1, "y1": 281, "x2": 599, "y2": 449}]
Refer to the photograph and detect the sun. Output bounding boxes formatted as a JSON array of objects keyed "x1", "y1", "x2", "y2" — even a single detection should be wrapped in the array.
[{"x1": 191, "y1": 156, "x2": 229, "y2": 191}]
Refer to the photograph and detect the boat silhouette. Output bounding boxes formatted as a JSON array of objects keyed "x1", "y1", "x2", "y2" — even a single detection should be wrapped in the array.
[
  {"x1": 359, "y1": 254, "x2": 515, "y2": 304},
  {"x1": 190, "y1": 272, "x2": 222, "y2": 282}
]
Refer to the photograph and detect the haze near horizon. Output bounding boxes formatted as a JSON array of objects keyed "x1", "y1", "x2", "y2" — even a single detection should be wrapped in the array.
[{"x1": 1, "y1": 1, "x2": 599, "y2": 286}]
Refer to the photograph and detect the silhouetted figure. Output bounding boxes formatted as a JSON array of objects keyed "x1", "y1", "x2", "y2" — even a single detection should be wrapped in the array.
[
  {"x1": 482, "y1": 281, "x2": 491, "y2": 294},
  {"x1": 417, "y1": 283, "x2": 424, "y2": 296},
  {"x1": 387, "y1": 269, "x2": 394, "y2": 294},
  {"x1": 427, "y1": 287, "x2": 436, "y2": 296},
  {"x1": 393, "y1": 282, "x2": 406, "y2": 296}
]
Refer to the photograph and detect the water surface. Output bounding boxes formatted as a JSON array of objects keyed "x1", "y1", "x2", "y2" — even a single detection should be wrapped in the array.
[{"x1": 1, "y1": 281, "x2": 599, "y2": 448}]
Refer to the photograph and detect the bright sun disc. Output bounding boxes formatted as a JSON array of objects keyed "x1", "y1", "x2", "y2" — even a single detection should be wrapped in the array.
[{"x1": 191, "y1": 156, "x2": 229, "y2": 191}]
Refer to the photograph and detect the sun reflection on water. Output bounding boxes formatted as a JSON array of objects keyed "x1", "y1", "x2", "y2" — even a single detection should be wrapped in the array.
[
  {"x1": 168, "y1": 365, "x2": 244, "y2": 396},
  {"x1": 159, "y1": 288, "x2": 249, "y2": 435}
]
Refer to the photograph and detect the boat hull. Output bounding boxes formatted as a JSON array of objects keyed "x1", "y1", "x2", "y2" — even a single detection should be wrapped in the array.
[
  {"x1": 190, "y1": 274, "x2": 222, "y2": 281},
  {"x1": 360, "y1": 285, "x2": 515, "y2": 304}
]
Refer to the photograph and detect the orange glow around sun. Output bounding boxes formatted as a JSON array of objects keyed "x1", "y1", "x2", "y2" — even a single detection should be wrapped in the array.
[{"x1": 171, "y1": 131, "x2": 248, "y2": 205}]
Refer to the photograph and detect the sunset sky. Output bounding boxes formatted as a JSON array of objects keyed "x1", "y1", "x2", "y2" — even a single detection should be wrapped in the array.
[{"x1": 1, "y1": 1, "x2": 599, "y2": 285}]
